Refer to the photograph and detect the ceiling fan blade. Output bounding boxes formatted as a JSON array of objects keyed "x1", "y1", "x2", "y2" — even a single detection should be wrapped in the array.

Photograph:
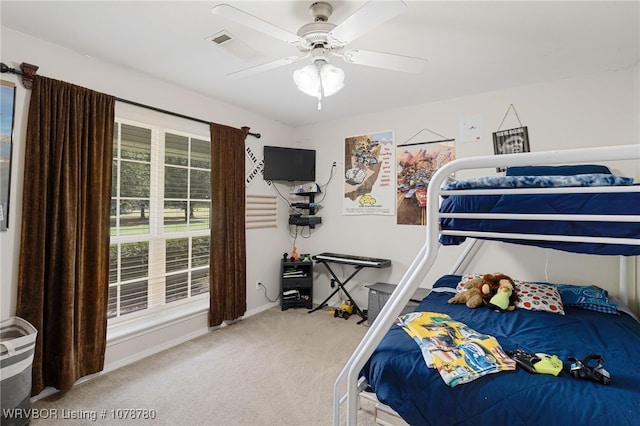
[
  {"x1": 330, "y1": 0, "x2": 407, "y2": 44},
  {"x1": 342, "y1": 49, "x2": 426, "y2": 74},
  {"x1": 211, "y1": 4, "x2": 303, "y2": 45},
  {"x1": 227, "y1": 56, "x2": 303, "y2": 78}
]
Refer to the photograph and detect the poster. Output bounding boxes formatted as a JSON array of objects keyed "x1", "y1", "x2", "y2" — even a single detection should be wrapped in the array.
[
  {"x1": 492, "y1": 126, "x2": 530, "y2": 172},
  {"x1": 343, "y1": 130, "x2": 395, "y2": 215},
  {"x1": 0, "y1": 80, "x2": 16, "y2": 231},
  {"x1": 396, "y1": 140, "x2": 455, "y2": 225}
]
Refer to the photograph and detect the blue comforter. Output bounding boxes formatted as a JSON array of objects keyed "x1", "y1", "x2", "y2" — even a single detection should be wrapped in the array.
[
  {"x1": 439, "y1": 180, "x2": 640, "y2": 255},
  {"x1": 361, "y1": 275, "x2": 640, "y2": 425}
]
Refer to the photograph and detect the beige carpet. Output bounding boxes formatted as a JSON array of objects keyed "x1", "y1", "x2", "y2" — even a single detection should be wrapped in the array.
[{"x1": 31, "y1": 306, "x2": 379, "y2": 426}]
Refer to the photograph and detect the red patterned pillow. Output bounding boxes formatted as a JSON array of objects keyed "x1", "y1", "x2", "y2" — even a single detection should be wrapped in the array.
[{"x1": 515, "y1": 282, "x2": 565, "y2": 315}]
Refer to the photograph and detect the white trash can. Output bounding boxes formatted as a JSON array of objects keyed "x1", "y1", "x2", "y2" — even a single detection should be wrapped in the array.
[{"x1": 1, "y1": 317, "x2": 37, "y2": 426}]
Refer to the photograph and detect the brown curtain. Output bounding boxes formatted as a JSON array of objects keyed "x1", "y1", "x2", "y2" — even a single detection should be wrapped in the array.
[
  {"x1": 16, "y1": 76, "x2": 115, "y2": 394},
  {"x1": 209, "y1": 123, "x2": 248, "y2": 326}
]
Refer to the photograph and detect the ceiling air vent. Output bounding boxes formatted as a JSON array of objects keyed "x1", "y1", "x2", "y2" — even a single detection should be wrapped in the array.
[
  {"x1": 208, "y1": 31, "x2": 263, "y2": 62},
  {"x1": 212, "y1": 32, "x2": 232, "y2": 45}
]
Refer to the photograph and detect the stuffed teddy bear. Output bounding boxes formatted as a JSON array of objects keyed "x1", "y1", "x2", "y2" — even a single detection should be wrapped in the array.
[{"x1": 448, "y1": 273, "x2": 514, "y2": 309}]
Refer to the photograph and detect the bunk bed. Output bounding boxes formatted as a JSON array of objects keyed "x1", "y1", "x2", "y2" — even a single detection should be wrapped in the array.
[{"x1": 334, "y1": 144, "x2": 640, "y2": 425}]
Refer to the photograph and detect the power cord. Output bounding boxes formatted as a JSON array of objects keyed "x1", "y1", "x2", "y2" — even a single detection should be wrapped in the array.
[
  {"x1": 258, "y1": 282, "x2": 279, "y2": 303},
  {"x1": 289, "y1": 223, "x2": 311, "y2": 239},
  {"x1": 316, "y1": 161, "x2": 336, "y2": 204},
  {"x1": 544, "y1": 250, "x2": 550, "y2": 282},
  {"x1": 271, "y1": 182, "x2": 294, "y2": 210},
  {"x1": 270, "y1": 161, "x2": 336, "y2": 232}
]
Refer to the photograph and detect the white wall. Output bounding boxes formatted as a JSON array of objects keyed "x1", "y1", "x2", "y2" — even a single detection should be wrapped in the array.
[
  {"x1": 1, "y1": 25, "x2": 639, "y2": 376},
  {"x1": 294, "y1": 66, "x2": 640, "y2": 314}
]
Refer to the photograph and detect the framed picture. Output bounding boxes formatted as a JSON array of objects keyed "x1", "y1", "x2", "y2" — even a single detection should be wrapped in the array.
[
  {"x1": 1, "y1": 80, "x2": 17, "y2": 231},
  {"x1": 492, "y1": 126, "x2": 530, "y2": 172}
]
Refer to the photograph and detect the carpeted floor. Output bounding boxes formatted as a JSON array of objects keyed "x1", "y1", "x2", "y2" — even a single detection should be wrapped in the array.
[{"x1": 30, "y1": 306, "x2": 378, "y2": 426}]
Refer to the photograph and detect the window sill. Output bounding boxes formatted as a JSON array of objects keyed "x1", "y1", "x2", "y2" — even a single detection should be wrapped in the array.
[{"x1": 107, "y1": 296, "x2": 209, "y2": 345}]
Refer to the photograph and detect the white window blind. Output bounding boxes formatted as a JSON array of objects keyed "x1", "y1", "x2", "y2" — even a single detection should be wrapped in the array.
[{"x1": 109, "y1": 120, "x2": 210, "y2": 321}]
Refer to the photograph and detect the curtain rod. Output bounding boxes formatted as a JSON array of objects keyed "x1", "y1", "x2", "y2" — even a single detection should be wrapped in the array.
[
  {"x1": 0, "y1": 61, "x2": 261, "y2": 139},
  {"x1": 115, "y1": 97, "x2": 260, "y2": 139},
  {"x1": 0, "y1": 61, "x2": 39, "y2": 88}
]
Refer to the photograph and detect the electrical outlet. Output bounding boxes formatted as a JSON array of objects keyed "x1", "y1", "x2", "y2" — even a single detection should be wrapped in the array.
[
  {"x1": 256, "y1": 281, "x2": 261, "y2": 290},
  {"x1": 332, "y1": 161, "x2": 337, "y2": 167}
]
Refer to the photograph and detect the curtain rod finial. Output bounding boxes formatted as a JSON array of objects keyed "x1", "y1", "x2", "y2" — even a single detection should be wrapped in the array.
[
  {"x1": 242, "y1": 126, "x2": 261, "y2": 139},
  {"x1": 20, "y1": 62, "x2": 39, "y2": 89},
  {"x1": 2, "y1": 62, "x2": 40, "y2": 89}
]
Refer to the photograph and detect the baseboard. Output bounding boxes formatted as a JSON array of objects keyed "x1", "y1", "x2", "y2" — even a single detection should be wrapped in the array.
[{"x1": 244, "y1": 301, "x2": 279, "y2": 317}]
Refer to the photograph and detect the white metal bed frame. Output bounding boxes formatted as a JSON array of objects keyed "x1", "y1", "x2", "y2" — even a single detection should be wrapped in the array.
[{"x1": 334, "y1": 144, "x2": 640, "y2": 425}]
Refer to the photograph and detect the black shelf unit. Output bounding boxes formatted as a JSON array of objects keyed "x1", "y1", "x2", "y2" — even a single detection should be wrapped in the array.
[
  {"x1": 281, "y1": 259, "x2": 313, "y2": 310},
  {"x1": 289, "y1": 191, "x2": 321, "y2": 228}
]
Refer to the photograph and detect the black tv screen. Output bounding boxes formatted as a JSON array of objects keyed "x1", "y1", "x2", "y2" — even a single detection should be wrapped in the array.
[{"x1": 263, "y1": 146, "x2": 316, "y2": 181}]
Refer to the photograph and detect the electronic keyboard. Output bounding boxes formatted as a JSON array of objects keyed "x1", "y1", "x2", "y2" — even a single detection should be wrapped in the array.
[{"x1": 312, "y1": 252, "x2": 391, "y2": 268}]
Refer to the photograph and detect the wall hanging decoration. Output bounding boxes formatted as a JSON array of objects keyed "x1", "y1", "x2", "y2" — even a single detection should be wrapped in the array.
[
  {"x1": 343, "y1": 130, "x2": 395, "y2": 216},
  {"x1": 396, "y1": 128, "x2": 455, "y2": 226},
  {"x1": 493, "y1": 104, "x2": 530, "y2": 172},
  {"x1": 0, "y1": 80, "x2": 16, "y2": 231},
  {"x1": 244, "y1": 145, "x2": 271, "y2": 188},
  {"x1": 246, "y1": 194, "x2": 277, "y2": 229}
]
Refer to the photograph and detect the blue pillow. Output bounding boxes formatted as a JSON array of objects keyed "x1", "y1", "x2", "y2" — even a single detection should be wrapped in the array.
[
  {"x1": 506, "y1": 164, "x2": 611, "y2": 176},
  {"x1": 554, "y1": 284, "x2": 619, "y2": 315}
]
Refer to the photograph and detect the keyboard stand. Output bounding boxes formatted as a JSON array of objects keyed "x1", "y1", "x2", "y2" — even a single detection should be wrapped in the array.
[{"x1": 309, "y1": 261, "x2": 369, "y2": 324}]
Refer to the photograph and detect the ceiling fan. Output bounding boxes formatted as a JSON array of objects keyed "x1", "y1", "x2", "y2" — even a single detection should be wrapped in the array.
[{"x1": 211, "y1": 0, "x2": 426, "y2": 109}]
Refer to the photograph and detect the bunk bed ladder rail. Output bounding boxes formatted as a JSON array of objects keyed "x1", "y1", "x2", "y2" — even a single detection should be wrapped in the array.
[{"x1": 334, "y1": 144, "x2": 640, "y2": 425}]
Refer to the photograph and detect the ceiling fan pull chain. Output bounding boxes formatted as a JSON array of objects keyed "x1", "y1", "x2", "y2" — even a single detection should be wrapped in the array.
[{"x1": 317, "y1": 75, "x2": 324, "y2": 111}]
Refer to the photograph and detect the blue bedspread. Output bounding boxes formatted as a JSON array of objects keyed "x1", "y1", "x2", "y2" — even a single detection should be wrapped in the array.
[
  {"x1": 439, "y1": 184, "x2": 640, "y2": 255},
  {"x1": 361, "y1": 275, "x2": 640, "y2": 426}
]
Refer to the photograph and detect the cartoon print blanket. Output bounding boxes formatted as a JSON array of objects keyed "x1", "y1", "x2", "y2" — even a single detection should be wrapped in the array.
[{"x1": 396, "y1": 312, "x2": 515, "y2": 386}]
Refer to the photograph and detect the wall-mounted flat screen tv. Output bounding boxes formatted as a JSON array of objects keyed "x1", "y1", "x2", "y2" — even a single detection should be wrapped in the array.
[{"x1": 263, "y1": 145, "x2": 316, "y2": 182}]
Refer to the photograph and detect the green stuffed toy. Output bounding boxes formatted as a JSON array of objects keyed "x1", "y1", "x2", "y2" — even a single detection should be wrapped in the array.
[{"x1": 488, "y1": 280, "x2": 516, "y2": 312}]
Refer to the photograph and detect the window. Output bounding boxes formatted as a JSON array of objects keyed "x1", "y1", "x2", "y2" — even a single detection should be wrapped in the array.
[{"x1": 109, "y1": 120, "x2": 210, "y2": 321}]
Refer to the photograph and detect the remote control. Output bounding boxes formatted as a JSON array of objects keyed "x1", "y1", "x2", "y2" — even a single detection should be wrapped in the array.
[{"x1": 507, "y1": 349, "x2": 540, "y2": 374}]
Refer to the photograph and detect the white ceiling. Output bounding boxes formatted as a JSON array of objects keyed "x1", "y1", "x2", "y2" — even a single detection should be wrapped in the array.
[{"x1": 1, "y1": 1, "x2": 638, "y2": 128}]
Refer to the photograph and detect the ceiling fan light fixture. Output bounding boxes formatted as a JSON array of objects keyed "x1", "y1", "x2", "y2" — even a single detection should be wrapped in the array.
[
  {"x1": 293, "y1": 62, "x2": 344, "y2": 101},
  {"x1": 293, "y1": 64, "x2": 321, "y2": 97},
  {"x1": 319, "y1": 63, "x2": 344, "y2": 97}
]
